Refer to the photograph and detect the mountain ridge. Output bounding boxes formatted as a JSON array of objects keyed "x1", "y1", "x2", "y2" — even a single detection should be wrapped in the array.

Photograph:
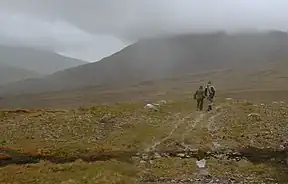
[
  {"x1": 0, "y1": 63, "x2": 42, "y2": 85},
  {"x1": 0, "y1": 45, "x2": 88, "y2": 74},
  {"x1": 1, "y1": 32, "x2": 288, "y2": 95}
]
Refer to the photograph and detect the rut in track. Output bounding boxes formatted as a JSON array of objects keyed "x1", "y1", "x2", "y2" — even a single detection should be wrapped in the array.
[
  {"x1": 144, "y1": 113, "x2": 193, "y2": 152},
  {"x1": 145, "y1": 106, "x2": 222, "y2": 152}
]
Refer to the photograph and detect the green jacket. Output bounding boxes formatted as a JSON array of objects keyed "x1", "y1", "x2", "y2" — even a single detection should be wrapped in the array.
[{"x1": 194, "y1": 89, "x2": 205, "y2": 100}]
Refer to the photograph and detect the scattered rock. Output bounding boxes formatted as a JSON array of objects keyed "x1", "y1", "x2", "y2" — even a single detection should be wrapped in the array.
[
  {"x1": 156, "y1": 100, "x2": 167, "y2": 105},
  {"x1": 199, "y1": 169, "x2": 210, "y2": 177},
  {"x1": 153, "y1": 152, "x2": 162, "y2": 159},
  {"x1": 176, "y1": 153, "x2": 186, "y2": 158},
  {"x1": 145, "y1": 100, "x2": 167, "y2": 110},
  {"x1": 280, "y1": 140, "x2": 288, "y2": 150},
  {"x1": 212, "y1": 142, "x2": 221, "y2": 150},
  {"x1": 215, "y1": 106, "x2": 222, "y2": 112},
  {"x1": 225, "y1": 98, "x2": 233, "y2": 101},
  {"x1": 141, "y1": 154, "x2": 149, "y2": 160},
  {"x1": 99, "y1": 115, "x2": 115, "y2": 124},
  {"x1": 247, "y1": 113, "x2": 261, "y2": 121},
  {"x1": 145, "y1": 103, "x2": 155, "y2": 108},
  {"x1": 144, "y1": 104, "x2": 158, "y2": 111},
  {"x1": 153, "y1": 103, "x2": 161, "y2": 107},
  {"x1": 280, "y1": 144, "x2": 286, "y2": 150},
  {"x1": 140, "y1": 160, "x2": 146, "y2": 164},
  {"x1": 196, "y1": 159, "x2": 206, "y2": 168}
]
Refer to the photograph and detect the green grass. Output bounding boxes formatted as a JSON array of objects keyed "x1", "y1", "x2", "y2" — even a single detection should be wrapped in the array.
[{"x1": 0, "y1": 98, "x2": 287, "y2": 183}]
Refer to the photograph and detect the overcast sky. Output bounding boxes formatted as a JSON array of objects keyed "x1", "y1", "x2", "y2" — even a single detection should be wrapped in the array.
[{"x1": 1, "y1": 0, "x2": 288, "y2": 61}]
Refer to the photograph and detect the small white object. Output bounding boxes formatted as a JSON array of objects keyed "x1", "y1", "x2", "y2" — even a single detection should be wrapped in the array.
[
  {"x1": 145, "y1": 104, "x2": 158, "y2": 110},
  {"x1": 153, "y1": 103, "x2": 161, "y2": 107},
  {"x1": 154, "y1": 152, "x2": 162, "y2": 159},
  {"x1": 248, "y1": 113, "x2": 261, "y2": 121},
  {"x1": 145, "y1": 104, "x2": 154, "y2": 108},
  {"x1": 142, "y1": 155, "x2": 149, "y2": 160},
  {"x1": 215, "y1": 106, "x2": 221, "y2": 112},
  {"x1": 248, "y1": 113, "x2": 260, "y2": 116},
  {"x1": 196, "y1": 159, "x2": 206, "y2": 168},
  {"x1": 157, "y1": 100, "x2": 167, "y2": 105},
  {"x1": 280, "y1": 145, "x2": 286, "y2": 150},
  {"x1": 177, "y1": 153, "x2": 186, "y2": 158}
]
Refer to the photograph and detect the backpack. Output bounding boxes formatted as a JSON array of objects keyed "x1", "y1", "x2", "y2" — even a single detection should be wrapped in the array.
[{"x1": 205, "y1": 85, "x2": 216, "y2": 97}]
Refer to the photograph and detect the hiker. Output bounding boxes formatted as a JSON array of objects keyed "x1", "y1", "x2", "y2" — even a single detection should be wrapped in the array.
[
  {"x1": 205, "y1": 81, "x2": 216, "y2": 111},
  {"x1": 194, "y1": 85, "x2": 205, "y2": 111}
]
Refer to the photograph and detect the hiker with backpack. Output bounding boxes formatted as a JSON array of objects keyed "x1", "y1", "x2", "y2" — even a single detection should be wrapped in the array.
[
  {"x1": 205, "y1": 81, "x2": 216, "y2": 111},
  {"x1": 194, "y1": 85, "x2": 205, "y2": 111}
]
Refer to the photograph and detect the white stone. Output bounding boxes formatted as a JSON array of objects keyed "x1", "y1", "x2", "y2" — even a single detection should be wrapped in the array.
[
  {"x1": 196, "y1": 159, "x2": 206, "y2": 168},
  {"x1": 144, "y1": 104, "x2": 158, "y2": 111},
  {"x1": 157, "y1": 100, "x2": 167, "y2": 105},
  {"x1": 145, "y1": 104, "x2": 155, "y2": 108},
  {"x1": 154, "y1": 152, "x2": 162, "y2": 159},
  {"x1": 177, "y1": 153, "x2": 186, "y2": 158},
  {"x1": 248, "y1": 113, "x2": 261, "y2": 121}
]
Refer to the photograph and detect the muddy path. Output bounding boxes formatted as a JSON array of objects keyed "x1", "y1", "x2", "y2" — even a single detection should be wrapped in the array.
[
  {"x1": 0, "y1": 146, "x2": 287, "y2": 167},
  {"x1": 0, "y1": 148, "x2": 138, "y2": 166}
]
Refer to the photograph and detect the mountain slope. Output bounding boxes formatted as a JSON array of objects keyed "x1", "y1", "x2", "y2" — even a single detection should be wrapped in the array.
[
  {"x1": 0, "y1": 99, "x2": 287, "y2": 183},
  {"x1": 1, "y1": 31, "x2": 288, "y2": 95},
  {"x1": 0, "y1": 64, "x2": 41, "y2": 85},
  {"x1": 0, "y1": 46, "x2": 87, "y2": 74}
]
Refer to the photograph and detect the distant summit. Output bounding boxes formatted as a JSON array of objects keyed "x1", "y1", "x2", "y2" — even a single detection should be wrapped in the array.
[
  {"x1": 1, "y1": 32, "x2": 288, "y2": 95},
  {"x1": 0, "y1": 46, "x2": 88, "y2": 74}
]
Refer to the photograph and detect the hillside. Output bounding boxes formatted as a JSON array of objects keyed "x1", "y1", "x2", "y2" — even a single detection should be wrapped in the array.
[
  {"x1": 1, "y1": 31, "x2": 288, "y2": 96},
  {"x1": 0, "y1": 46, "x2": 87, "y2": 74},
  {"x1": 0, "y1": 64, "x2": 41, "y2": 85},
  {"x1": 0, "y1": 99, "x2": 287, "y2": 183}
]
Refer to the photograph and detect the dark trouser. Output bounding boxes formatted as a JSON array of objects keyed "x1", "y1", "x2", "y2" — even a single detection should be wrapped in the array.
[{"x1": 196, "y1": 99, "x2": 204, "y2": 111}]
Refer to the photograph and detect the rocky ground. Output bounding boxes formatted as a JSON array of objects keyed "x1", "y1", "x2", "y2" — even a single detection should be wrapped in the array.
[{"x1": 0, "y1": 98, "x2": 287, "y2": 183}]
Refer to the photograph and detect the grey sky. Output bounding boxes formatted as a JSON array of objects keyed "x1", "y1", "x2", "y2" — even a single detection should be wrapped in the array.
[{"x1": 1, "y1": 0, "x2": 288, "y2": 61}]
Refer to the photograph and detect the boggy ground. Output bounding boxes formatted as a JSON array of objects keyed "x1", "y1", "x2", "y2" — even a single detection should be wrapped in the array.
[{"x1": 0, "y1": 98, "x2": 287, "y2": 184}]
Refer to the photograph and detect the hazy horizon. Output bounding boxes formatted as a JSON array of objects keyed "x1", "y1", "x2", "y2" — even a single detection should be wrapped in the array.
[{"x1": 2, "y1": 0, "x2": 288, "y2": 61}]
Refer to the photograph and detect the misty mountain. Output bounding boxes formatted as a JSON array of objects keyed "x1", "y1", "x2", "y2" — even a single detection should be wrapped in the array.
[
  {"x1": 1, "y1": 31, "x2": 288, "y2": 95},
  {"x1": 0, "y1": 64, "x2": 41, "y2": 85},
  {"x1": 0, "y1": 46, "x2": 88, "y2": 74}
]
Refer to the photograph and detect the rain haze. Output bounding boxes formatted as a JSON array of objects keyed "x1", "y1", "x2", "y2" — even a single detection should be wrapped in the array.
[
  {"x1": 2, "y1": 2, "x2": 288, "y2": 183},
  {"x1": 1, "y1": 0, "x2": 288, "y2": 61}
]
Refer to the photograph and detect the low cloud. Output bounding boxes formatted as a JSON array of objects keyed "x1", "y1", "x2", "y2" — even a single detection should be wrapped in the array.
[{"x1": 1, "y1": 0, "x2": 288, "y2": 60}]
